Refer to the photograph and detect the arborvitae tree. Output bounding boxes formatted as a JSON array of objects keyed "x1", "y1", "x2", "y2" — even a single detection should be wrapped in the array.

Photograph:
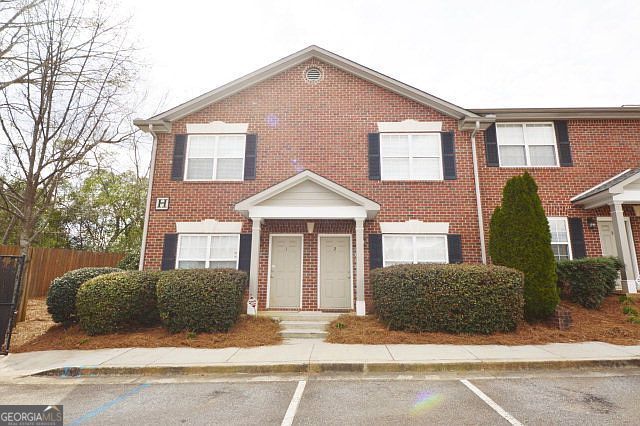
[{"x1": 489, "y1": 172, "x2": 559, "y2": 321}]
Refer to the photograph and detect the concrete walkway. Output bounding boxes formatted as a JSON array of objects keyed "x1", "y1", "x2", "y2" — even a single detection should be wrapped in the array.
[{"x1": 2, "y1": 340, "x2": 640, "y2": 377}]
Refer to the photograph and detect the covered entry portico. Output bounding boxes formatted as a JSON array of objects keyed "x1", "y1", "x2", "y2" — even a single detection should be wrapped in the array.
[
  {"x1": 572, "y1": 168, "x2": 640, "y2": 293},
  {"x1": 235, "y1": 171, "x2": 380, "y2": 315}
]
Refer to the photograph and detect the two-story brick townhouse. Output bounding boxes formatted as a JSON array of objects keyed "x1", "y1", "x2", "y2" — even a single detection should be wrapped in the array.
[{"x1": 134, "y1": 46, "x2": 640, "y2": 316}]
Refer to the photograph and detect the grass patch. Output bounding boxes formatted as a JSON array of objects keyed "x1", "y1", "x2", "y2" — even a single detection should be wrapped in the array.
[{"x1": 327, "y1": 296, "x2": 640, "y2": 346}]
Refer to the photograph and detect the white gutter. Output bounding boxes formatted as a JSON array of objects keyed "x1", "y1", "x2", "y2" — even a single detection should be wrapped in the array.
[
  {"x1": 470, "y1": 120, "x2": 487, "y2": 264},
  {"x1": 138, "y1": 124, "x2": 158, "y2": 270}
]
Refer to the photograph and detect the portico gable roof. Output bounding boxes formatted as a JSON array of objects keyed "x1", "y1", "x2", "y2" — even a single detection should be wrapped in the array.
[
  {"x1": 571, "y1": 167, "x2": 640, "y2": 209},
  {"x1": 235, "y1": 170, "x2": 380, "y2": 220}
]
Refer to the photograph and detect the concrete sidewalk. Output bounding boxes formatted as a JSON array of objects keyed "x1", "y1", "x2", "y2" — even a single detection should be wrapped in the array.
[{"x1": 2, "y1": 340, "x2": 640, "y2": 377}]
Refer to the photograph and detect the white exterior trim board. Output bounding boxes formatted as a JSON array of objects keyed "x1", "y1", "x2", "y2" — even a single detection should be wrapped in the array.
[
  {"x1": 377, "y1": 120, "x2": 443, "y2": 133},
  {"x1": 379, "y1": 220, "x2": 449, "y2": 234},
  {"x1": 186, "y1": 121, "x2": 249, "y2": 134},
  {"x1": 176, "y1": 220, "x2": 243, "y2": 234}
]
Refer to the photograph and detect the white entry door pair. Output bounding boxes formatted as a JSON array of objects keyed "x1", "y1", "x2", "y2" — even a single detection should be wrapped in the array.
[{"x1": 268, "y1": 235, "x2": 352, "y2": 309}]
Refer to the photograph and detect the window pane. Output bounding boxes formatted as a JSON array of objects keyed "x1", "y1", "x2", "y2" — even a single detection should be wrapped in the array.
[
  {"x1": 208, "y1": 261, "x2": 237, "y2": 269},
  {"x1": 497, "y1": 124, "x2": 525, "y2": 145},
  {"x1": 548, "y1": 219, "x2": 569, "y2": 243},
  {"x1": 382, "y1": 158, "x2": 410, "y2": 180},
  {"x1": 552, "y1": 244, "x2": 570, "y2": 261},
  {"x1": 412, "y1": 157, "x2": 441, "y2": 180},
  {"x1": 411, "y1": 134, "x2": 441, "y2": 157},
  {"x1": 188, "y1": 136, "x2": 216, "y2": 157},
  {"x1": 381, "y1": 134, "x2": 410, "y2": 156},
  {"x1": 529, "y1": 145, "x2": 557, "y2": 166},
  {"x1": 210, "y1": 235, "x2": 238, "y2": 260},
  {"x1": 179, "y1": 235, "x2": 208, "y2": 259},
  {"x1": 216, "y1": 158, "x2": 244, "y2": 180},
  {"x1": 217, "y1": 135, "x2": 246, "y2": 157},
  {"x1": 384, "y1": 236, "x2": 413, "y2": 263},
  {"x1": 178, "y1": 260, "x2": 206, "y2": 269},
  {"x1": 525, "y1": 124, "x2": 555, "y2": 145},
  {"x1": 186, "y1": 158, "x2": 214, "y2": 179},
  {"x1": 499, "y1": 146, "x2": 526, "y2": 166},
  {"x1": 416, "y1": 236, "x2": 447, "y2": 263}
]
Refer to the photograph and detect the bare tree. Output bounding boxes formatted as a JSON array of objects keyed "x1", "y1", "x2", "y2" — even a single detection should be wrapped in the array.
[{"x1": 0, "y1": 0, "x2": 137, "y2": 260}]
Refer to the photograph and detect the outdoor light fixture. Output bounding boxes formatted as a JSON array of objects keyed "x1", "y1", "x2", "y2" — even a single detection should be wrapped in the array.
[
  {"x1": 587, "y1": 217, "x2": 598, "y2": 230},
  {"x1": 307, "y1": 222, "x2": 315, "y2": 233}
]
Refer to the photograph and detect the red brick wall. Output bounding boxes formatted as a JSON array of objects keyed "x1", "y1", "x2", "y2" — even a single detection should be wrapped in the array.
[{"x1": 475, "y1": 120, "x2": 640, "y2": 259}]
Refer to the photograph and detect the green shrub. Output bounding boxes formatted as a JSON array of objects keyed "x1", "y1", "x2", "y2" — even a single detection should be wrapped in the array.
[
  {"x1": 116, "y1": 251, "x2": 140, "y2": 270},
  {"x1": 557, "y1": 257, "x2": 623, "y2": 309},
  {"x1": 46, "y1": 267, "x2": 121, "y2": 324},
  {"x1": 489, "y1": 172, "x2": 559, "y2": 321},
  {"x1": 371, "y1": 264, "x2": 524, "y2": 334},
  {"x1": 156, "y1": 269, "x2": 247, "y2": 333},
  {"x1": 76, "y1": 271, "x2": 161, "y2": 335}
]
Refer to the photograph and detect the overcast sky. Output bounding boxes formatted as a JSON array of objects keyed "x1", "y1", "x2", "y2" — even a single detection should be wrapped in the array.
[{"x1": 125, "y1": 0, "x2": 640, "y2": 119}]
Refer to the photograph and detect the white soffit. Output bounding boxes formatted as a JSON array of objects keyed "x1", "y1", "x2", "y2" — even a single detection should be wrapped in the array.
[
  {"x1": 377, "y1": 120, "x2": 443, "y2": 133},
  {"x1": 176, "y1": 220, "x2": 242, "y2": 234},
  {"x1": 379, "y1": 220, "x2": 449, "y2": 234},
  {"x1": 186, "y1": 121, "x2": 249, "y2": 134}
]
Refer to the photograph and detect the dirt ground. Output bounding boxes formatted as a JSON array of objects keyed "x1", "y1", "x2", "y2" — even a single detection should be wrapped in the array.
[
  {"x1": 326, "y1": 296, "x2": 640, "y2": 346},
  {"x1": 10, "y1": 298, "x2": 282, "y2": 353}
]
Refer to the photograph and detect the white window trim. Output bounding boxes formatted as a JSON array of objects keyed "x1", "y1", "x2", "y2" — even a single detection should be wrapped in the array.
[
  {"x1": 175, "y1": 233, "x2": 240, "y2": 269},
  {"x1": 377, "y1": 120, "x2": 442, "y2": 132},
  {"x1": 548, "y1": 217, "x2": 573, "y2": 261},
  {"x1": 184, "y1": 134, "x2": 246, "y2": 182},
  {"x1": 497, "y1": 122, "x2": 560, "y2": 168},
  {"x1": 380, "y1": 132, "x2": 443, "y2": 181},
  {"x1": 382, "y1": 234, "x2": 449, "y2": 267}
]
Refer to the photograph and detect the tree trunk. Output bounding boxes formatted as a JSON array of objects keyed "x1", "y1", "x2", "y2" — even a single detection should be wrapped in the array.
[
  {"x1": 16, "y1": 205, "x2": 35, "y2": 322},
  {"x1": 1, "y1": 215, "x2": 15, "y2": 244}
]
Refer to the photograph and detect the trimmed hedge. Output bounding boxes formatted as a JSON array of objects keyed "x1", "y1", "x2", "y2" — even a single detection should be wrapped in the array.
[
  {"x1": 46, "y1": 267, "x2": 121, "y2": 325},
  {"x1": 557, "y1": 257, "x2": 623, "y2": 309},
  {"x1": 76, "y1": 271, "x2": 161, "y2": 335},
  {"x1": 372, "y1": 264, "x2": 525, "y2": 334},
  {"x1": 156, "y1": 269, "x2": 247, "y2": 333}
]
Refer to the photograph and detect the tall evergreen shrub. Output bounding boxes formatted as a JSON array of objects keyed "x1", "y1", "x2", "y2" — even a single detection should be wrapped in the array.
[{"x1": 489, "y1": 172, "x2": 559, "y2": 321}]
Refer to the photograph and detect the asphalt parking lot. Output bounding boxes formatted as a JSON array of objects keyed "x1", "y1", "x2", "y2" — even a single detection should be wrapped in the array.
[{"x1": 1, "y1": 369, "x2": 639, "y2": 425}]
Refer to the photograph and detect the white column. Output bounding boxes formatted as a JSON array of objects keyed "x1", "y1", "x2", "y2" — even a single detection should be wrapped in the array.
[
  {"x1": 610, "y1": 203, "x2": 638, "y2": 293},
  {"x1": 248, "y1": 218, "x2": 262, "y2": 314},
  {"x1": 355, "y1": 218, "x2": 366, "y2": 316}
]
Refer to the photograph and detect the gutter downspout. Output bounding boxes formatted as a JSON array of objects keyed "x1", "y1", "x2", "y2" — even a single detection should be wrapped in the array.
[
  {"x1": 138, "y1": 124, "x2": 158, "y2": 270},
  {"x1": 470, "y1": 120, "x2": 487, "y2": 264}
]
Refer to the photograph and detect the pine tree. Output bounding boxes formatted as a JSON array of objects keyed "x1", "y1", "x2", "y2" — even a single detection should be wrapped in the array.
[{"x1": 489, "y1": 172, "x2": 559, "y2": 321}]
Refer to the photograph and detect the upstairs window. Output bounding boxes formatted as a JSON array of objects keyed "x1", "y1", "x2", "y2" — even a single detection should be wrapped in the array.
[
  {"x1": 382, "y1": 234, "x2": 448, "y2": 266},
  {"x1": 380, "y1": 133, "x2": 442, "y2": 180},
  {"x1": 185, "y1": 134, "x2": 245, "y2": 181},
  {"x1": 497, "y1": 123, "x2": 558, "y2": 167},
  {"x1": 548, "y1": 217, "x2": 572, "y2": 261},
  {"x1": 176, "y1": 234, "x2": 240, "y2": 269}
]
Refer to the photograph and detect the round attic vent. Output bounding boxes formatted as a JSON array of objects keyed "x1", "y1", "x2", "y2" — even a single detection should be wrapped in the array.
[{"x1": 305, "y1": 67, "x2": 322, "y2": 82}]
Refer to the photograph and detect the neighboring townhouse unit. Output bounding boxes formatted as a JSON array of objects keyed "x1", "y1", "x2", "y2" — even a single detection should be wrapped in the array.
[{"x1": 134, "y1": 46, "x2": 640, "y2": 315}]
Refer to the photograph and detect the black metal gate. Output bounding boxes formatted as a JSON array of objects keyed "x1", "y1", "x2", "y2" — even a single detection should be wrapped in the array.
[{"x1": 0, "y1": 255, "x2": 25, "y2": 355}]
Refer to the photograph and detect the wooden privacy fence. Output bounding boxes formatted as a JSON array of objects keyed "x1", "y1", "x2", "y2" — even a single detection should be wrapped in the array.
[{"x1": 0, "y1": 245, "x2": 124, "y2": 298}]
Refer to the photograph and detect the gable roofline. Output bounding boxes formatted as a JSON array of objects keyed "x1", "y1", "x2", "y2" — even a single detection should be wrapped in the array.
[
  {"x1": 470, "y1": 107, "x2": 640, "y2": 120},
  {"x1": 134, "y1": 45, "x2": 480, "y2": 132}
]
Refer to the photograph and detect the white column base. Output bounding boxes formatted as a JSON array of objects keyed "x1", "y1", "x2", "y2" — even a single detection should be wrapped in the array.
[
  {"x1": 624, "y1": 280, "x2": 638, "y2": 294},
  {"x1": 356, "y1": 300, "x2": 366, "y2": 316}
]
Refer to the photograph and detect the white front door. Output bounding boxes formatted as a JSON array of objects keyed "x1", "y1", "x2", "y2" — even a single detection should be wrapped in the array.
[
  {"x1": 319, "y1": 236, "x2": 352, "y2": 309},
  {"x1": 269, "y1": 235, "x2": 302, "y2": 308},
  {"x1": 598, "y1": 218, "x2": 639, "y2": 289}
]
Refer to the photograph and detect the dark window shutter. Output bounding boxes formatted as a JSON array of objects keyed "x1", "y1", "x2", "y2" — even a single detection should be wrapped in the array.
[
  {"x1": 238, "y1": 233, "x2": 252, "y2": 274},
  {"x1": 161, "y1": 233, "x2": 178, "y2": 270},
  {"x1": 441, "y1": 131, "x2": 456, "y2": 180},
  {"x1": 369, "y1": 234, "x2": 383, "y2": 269},
  {"x1": 244, "y1": 134, "x2": 257, "y2": 180},
  {"x1": 368, "y1": 133, "x2": 381, "y2": 180},
  {"x1": 447, "y1": 234, "x2": 463, "y2": 264},
  {"x1": 554, "y1": 121, "x2": 573, "y2": 166},
  {"x1": 484, "y1": 124, "x2": 499, "y2": 167},
  {"x1": 171, "y1": 135, "x2": 187, "y2": 180},
  {"x1": 568, "y1": 218, "x2": 586, "y2": 258}
]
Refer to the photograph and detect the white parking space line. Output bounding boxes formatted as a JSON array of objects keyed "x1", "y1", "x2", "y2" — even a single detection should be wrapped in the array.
[
  {"x1": 460, "y1": 379, "x2": 523, "y2": 426},
  {"x1": 281, "y1": 380, "x2": 306, "y2": 426}
]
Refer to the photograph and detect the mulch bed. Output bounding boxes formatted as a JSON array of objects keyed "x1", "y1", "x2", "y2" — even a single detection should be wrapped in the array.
[
  {"x1": 326, "y1": 296, "x2": 640, "y2": 346},
  {"x1": 11, "y1": 298, "x2": 282, "y2": 353}
]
